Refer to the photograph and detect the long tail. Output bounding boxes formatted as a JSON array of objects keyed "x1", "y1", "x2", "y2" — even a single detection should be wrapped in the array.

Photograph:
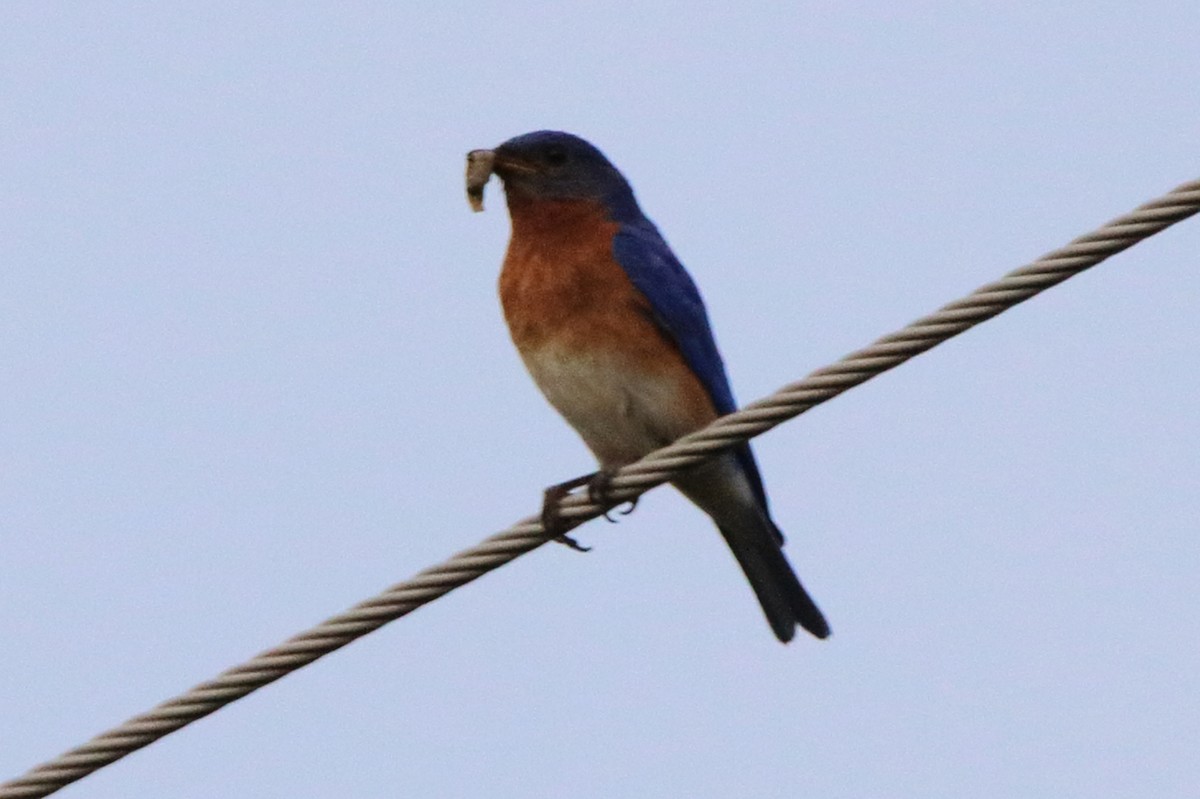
[{"x1": 718, "y1": 518, "x2": 831, "y2": 643}]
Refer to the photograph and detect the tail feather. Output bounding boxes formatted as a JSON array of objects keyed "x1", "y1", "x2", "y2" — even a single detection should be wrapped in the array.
[
  {"x1": 718, "y1": 520, "x2": 830, "y2": 643},
  {"x1": 671, "y1": 454, "x2": 829, "y2": 643}
]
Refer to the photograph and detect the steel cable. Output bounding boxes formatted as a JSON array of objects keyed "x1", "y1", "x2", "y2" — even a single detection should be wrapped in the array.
[{"x1": 3, "y1": 177, "x2": 1197, "y2": 798}]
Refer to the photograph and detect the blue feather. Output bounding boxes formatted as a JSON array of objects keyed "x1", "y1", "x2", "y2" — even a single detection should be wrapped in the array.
[{"x1": 611, "y1": 219, "x2": 772, "y2": 512}]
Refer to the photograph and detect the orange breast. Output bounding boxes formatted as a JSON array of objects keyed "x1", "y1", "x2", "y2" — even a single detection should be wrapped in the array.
[
  {"x1": 497, "y1": 197, "x2": 717, "y2": 461},
  {"x1": 499, "y1": 198, "x2": 666, "y2": 367}
]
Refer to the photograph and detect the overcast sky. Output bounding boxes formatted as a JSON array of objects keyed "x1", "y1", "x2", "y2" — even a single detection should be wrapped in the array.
[{"x1": 2, "y1": 4, "x2": 1198, "y2": 797}]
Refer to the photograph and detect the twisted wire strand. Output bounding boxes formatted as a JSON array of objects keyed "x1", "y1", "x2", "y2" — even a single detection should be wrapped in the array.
[{"x1": 3, "y1": 178, "x2": 1198, "y2": 799}]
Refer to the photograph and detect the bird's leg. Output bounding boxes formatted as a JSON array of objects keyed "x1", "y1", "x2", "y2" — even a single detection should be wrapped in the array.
[
  {"x1": 542, "y1": 473, "x2": 595, "y2": 552},
  {"x1": 542, "y1": 469, "x2": 641, "y2": 550},
  {"x1": 585, "y1": 469, "x2": 638, "y2": 521}
]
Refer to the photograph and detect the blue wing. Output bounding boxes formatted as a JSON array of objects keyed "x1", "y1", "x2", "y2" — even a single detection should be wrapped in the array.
[{"x1": 611, "y1": 219, "x2": 773, "y2": 511}]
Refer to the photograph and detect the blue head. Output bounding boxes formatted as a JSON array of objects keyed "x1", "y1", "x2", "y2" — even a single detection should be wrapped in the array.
[{"x1": 490, "y1": 131, "x2": 642, "y2": 222}]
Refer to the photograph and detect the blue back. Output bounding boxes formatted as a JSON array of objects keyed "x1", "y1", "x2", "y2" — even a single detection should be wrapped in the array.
[{"x1": 611, "y1": 218, "x2": 771, "y2": 510}]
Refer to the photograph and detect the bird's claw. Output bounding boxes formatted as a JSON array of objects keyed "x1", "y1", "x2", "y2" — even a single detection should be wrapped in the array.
[
  {"x1": 585, "y1": 470, "x2": 637, "y2": 522},
  {"x1": 554, "y1": 533, "x2": 591, "y2": 552},
  {"x1": 540, "y1": 469, "x2": 639, "y2": 547},
  {"x1": 542, "y1": 475, "x2": 594, "y2": 552}
]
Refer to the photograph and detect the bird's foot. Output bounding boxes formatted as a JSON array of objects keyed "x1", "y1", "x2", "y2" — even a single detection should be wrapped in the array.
[
  {"x1": 585, "y1": 469, "x2": 638, "y2": 522},
  {"x1": 540, "y1": 469, "x2": 639, "y2": 550},
  {"x1": 542, "y1": 473, "x2": 595, "y2": 552}
]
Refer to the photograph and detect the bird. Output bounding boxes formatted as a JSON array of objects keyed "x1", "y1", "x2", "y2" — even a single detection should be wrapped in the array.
[{"x1": 474, "y1": 130, "x2": 830, "y2": 643}]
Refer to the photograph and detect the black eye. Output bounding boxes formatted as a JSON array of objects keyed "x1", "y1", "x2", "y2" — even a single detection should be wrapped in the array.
[{"x1": 544, "y1": 144, "x2": 568, "y2": 166}]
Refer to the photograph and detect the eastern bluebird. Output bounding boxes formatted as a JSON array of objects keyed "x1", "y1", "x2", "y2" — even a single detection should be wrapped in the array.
[{"x1": 470, "y1": 131, "x2": 830, "y2": 643}]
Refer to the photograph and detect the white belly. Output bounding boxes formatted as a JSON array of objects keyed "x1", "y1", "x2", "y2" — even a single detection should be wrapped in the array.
[{"x1": 521, "y1": 343, "x2": 689, "y2": 468}]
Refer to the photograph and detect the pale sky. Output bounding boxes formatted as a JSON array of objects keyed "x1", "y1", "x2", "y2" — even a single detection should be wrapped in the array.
[{"x1": 2, "y1": 4, "x2": 1198, "y2": 797}]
